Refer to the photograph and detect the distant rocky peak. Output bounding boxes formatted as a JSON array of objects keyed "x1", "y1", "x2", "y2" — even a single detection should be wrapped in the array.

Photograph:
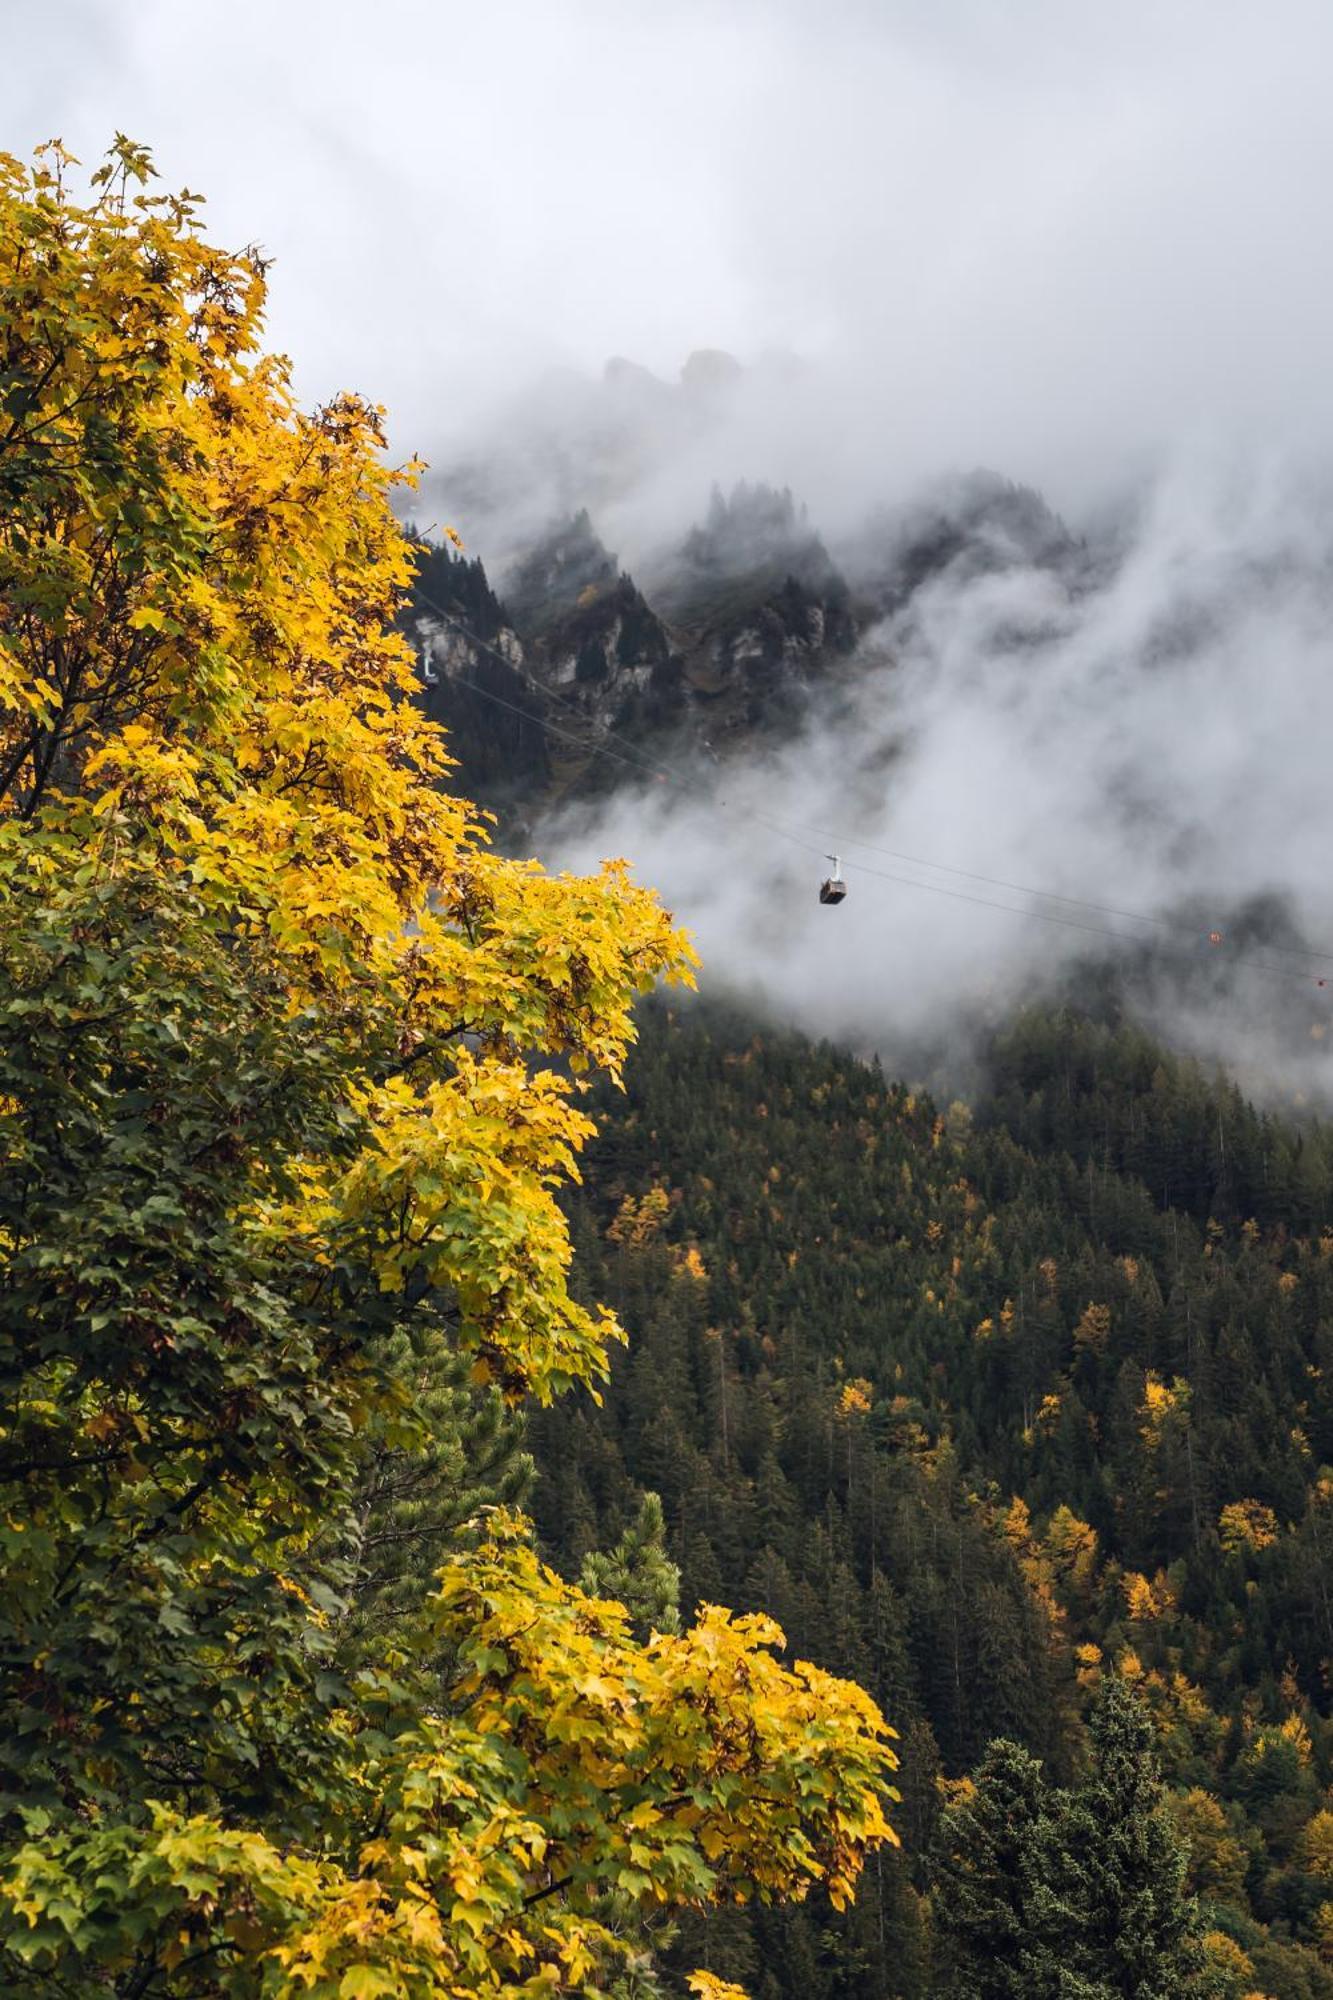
[
  {"x1": 602, "y1": 356, "x2": 674, "y2": 402},
  {"x1": 938, "y1": 469, "x2": 1077, "y2": 564},
  {"x1": 654, "y1": 480, "x2": 844, "y2": 629},
  {"x1": 693, "y1": 480, "x2": 808, "y2": 560}
]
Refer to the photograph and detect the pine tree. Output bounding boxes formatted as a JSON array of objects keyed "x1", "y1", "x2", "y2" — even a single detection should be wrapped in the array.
[
  {"x1": 580, "y1": 1491, "x2": 682, "y2": 1636},
  {"x1": 338, "y1": 1323, "x2": 533, "y2": 1658}
]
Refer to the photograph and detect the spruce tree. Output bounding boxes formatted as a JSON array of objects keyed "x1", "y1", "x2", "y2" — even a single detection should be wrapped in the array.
[
  {"x1": 933, "y1": 1739, "x2": 1077, "y2": 1997},
  {"x1": 1061, "y1": 1677, "x2": 1213, "y2": 1997}
]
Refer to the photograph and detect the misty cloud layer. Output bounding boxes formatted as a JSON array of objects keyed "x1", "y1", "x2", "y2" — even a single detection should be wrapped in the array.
[
  {"x1": 9, "y1": 2, "x2": 1333, "y2": 1096},
  {"x1": 540, "y1": 454, "x2": 1333, "y2": 1106},
  {"x1": 9, "y1": 0, "x2": 1333, "y2": 518}
]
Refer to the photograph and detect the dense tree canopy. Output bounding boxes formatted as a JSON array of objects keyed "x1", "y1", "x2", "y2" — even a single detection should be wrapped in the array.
[
  {"x1": 935, "y1": 1681, "x2": 1211, "y2": 1997},
  {"x1": 536, "y1": 1000, "x2": 1333, "y2": 1996},
  {"x1": 0, "y1": 142, "x2": 899, "y2": 1996}
]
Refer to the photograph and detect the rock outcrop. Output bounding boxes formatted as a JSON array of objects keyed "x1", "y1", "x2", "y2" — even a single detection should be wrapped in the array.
[{"x1": 403, "y1": 463, "x2": 1081, "y2": 815}]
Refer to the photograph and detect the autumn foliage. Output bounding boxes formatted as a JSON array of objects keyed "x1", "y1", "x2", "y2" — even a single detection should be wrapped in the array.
[{"x1": 0, "y1": 143, "x2": 897, "y2": 1995}]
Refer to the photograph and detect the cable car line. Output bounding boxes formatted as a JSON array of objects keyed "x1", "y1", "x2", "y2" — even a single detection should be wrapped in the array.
[
  {"x1": 446, "y1": 661, "x2": 1327, "y2": 991},
  {"x1": 442, "y1": 663, "x2": 698, "y2": 793},
  {"x1": 420, "y1": 586, "x2": 1333, "y2": 959},
  {"x1": 788, "y1": 831, "x2": 1333, "y2": 965},
  {"x1": 410, "y1": 581, "x2": 1333, "y2": 991}
]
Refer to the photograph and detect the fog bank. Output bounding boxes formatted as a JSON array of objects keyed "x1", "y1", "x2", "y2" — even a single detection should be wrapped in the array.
[{"x1": 540, "y1": 451, "x2": 1333, "y2": 1107}]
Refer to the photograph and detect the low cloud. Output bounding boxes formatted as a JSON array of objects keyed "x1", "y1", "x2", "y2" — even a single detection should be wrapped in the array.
[
  {"x1": 539, "y1": 451, "x2": 1333, "y2": 1106},
  {"x1": 9, "y1": 0, "x2": 1333, "y2": 528},
  {"x1": 10, "y1": 0, "x2": 1333, "y2": 1097}
]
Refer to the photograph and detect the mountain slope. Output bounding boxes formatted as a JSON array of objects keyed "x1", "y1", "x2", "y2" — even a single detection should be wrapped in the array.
[
  {"x1": 405, "y1": 483, "x2": 872, "y2": 808},
  {"x1": 530, "y1": 998, "x2": 1333, "y2": 1999}
]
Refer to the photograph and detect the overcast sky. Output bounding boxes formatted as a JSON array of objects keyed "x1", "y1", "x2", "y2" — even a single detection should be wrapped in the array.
[
  {"x1": 8, "y1": 0, "x2": 1333, "y2": 509},
  {"x1": 9, "y1": 2, "x2": 1333, "y2": 1091}
]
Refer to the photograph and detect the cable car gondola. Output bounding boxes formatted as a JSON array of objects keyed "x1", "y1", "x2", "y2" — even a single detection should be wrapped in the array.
[{"x1": 820, "y1": 855, "x2": 847, "y2": 906}]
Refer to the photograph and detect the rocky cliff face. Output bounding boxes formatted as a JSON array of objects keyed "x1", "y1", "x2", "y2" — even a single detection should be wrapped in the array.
[
  {"x1": 498, "y1": 515, "x2": 684, "y2": 758},
  {"x1": 403, "y1": 467, "x2": 1080, "y2": 813},
  {"x1": 649, "y1": 482, "x2": 859, "y2": 743},
  {"x1": 493, "y1": 489, "x2": 864, "y2": 765},
  {"x1": 406, "y1": 539, "x2": 548, "y2": 809},
  {"x1": 405, "y1": 487, "x2": 868, "y2": 808}
]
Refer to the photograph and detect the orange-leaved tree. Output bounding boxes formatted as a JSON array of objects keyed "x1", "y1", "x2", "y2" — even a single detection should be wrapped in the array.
[{"x1": 0, "y1": 141, "x2": 897, "y2": 1996}]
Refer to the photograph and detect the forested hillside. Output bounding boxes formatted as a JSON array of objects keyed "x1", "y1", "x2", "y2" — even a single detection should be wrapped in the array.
[{"x1": 531, "y1": 1000, "x2": 1333, "y2": 1997}]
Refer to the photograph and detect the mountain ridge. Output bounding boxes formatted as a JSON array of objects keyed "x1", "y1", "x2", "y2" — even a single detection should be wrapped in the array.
[{"x1": 407, "y1": 466, "x2": 1081, "y2": 813}]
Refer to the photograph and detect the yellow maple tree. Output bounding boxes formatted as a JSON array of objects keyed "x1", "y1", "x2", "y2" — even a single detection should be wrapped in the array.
[{"x1": 0, "y1": 142, "x2": 899, "y2": 1997}]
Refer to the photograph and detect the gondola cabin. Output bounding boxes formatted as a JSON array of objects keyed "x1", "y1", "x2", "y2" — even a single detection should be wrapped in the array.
[{"x1": 820, "y1": 855, "x2": 847, "y2": 905}]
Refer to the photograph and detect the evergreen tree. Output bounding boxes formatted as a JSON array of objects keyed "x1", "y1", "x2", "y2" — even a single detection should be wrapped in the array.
[
  {"x1": 933, "y1": 1740, "x2": 1078, "y2": 1997},
  {"x1": 580, "y1": 1491, "x2": 682, "y2": 1636},
  {"x1": 1062, "y1": 1678, "x2": 1214, "y2": 1997},
  {"x1": 338, "y1": 1325, "x2": 533, "y2": 1659},
  {"x1": 530, "y1": 990, "x2": 1333, "y2": 1997}
]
